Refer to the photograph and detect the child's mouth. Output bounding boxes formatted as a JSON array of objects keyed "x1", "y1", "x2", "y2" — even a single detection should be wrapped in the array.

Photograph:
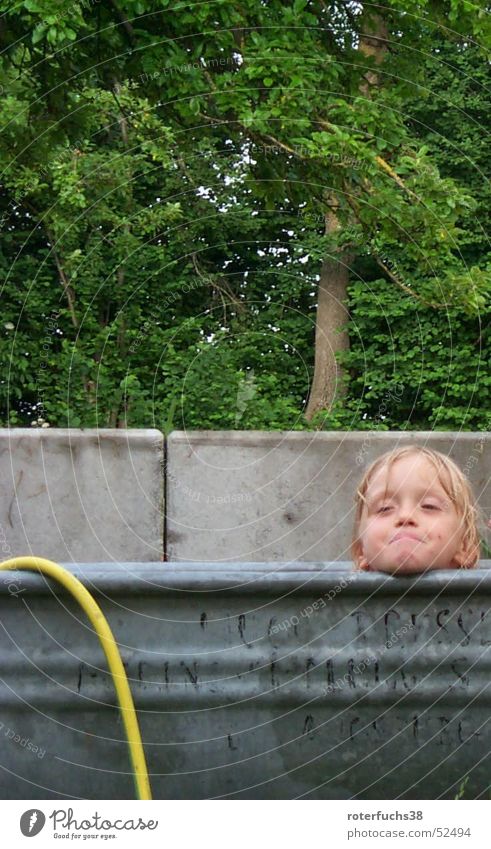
[{"x1": 391, "y1": 532, "x2": 422, "y2": 543}]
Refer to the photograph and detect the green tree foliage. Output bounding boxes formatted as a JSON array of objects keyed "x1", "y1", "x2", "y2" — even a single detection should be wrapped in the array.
[
  {"x1": 0, "y1": 1, "x2": 489, "y2": 429},
  {"x1": 322, "y1": 39, "x2": 491, "y2": 432}
]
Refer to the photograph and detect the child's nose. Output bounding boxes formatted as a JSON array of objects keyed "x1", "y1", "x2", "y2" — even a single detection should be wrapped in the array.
[{"x1": 395, "y1": 504, "x2": 417, "y2": 524}]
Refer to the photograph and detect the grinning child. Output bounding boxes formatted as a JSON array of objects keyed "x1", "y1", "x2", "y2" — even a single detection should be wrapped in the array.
[{"x1": 351, "y1": 445, "x2": 481, "y2": 574}]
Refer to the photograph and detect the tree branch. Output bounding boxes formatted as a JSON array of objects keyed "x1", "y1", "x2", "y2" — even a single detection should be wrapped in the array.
[
  {"x1": 318, "y1": 118, "x2": 420, "y2": 199},
  {"x1": 107, "y1": 0, "x2": 136, "y2": 47},
  {"x1": 374, "y1": 154, "x2": 420, "y2": 200},
  {"x1": 373, "y1": 255, "x2": 443, "y2": 308},
  {"x1": 342, "y1": 185, "x2": 443, "y2": 308},
  {"x1": 45, "y1": 228, "x2": 79, "y2": 329},
  {"x1": 191, "y1": 251, "x2": 245, "y2": 314}
]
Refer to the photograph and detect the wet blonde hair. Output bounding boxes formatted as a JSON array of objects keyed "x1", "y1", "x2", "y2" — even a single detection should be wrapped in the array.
[{"x1": 352, "y1": 445, "x2": 481, "y2": 570}]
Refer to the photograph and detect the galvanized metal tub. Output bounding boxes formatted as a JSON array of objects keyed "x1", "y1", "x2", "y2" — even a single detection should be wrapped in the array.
[{"x1": 1, "y1": 562, "x2": 490, "y2": 800}]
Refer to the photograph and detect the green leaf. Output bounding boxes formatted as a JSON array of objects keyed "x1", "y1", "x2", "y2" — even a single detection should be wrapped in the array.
[{"x1": 32, "y1": 23, "x2": 47, "y2": 44}]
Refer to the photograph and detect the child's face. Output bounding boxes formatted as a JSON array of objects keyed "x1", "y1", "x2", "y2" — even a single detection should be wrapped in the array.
[{"x1": 355, "y1": 454, "x2": 466, "y2": 574}]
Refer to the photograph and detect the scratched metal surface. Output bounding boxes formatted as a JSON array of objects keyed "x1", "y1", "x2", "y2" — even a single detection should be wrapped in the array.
[{"x1": 0, "y1": 562, "x2": 490, "y2": 800}]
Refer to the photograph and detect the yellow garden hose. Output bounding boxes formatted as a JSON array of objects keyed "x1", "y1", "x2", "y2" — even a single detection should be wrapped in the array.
[{"x1": 0, "y1": 556, "x2": 152, "y2": 800}]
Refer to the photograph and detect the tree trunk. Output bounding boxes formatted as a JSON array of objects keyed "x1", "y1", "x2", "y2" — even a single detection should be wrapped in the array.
[
  {"x1": 358, "y1": 10, "x2": 389, "y2": 95},
  {"x1": 304, "y1": 200, "x2": 352, "y2": 422},
  {"x1": 304, "y1": 7, "x2": 388, "y2": 423}
]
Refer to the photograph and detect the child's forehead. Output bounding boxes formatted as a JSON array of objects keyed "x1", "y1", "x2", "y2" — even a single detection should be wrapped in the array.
[{"x1": 366, "y1": 454, "x2": 448, "y2": 493}]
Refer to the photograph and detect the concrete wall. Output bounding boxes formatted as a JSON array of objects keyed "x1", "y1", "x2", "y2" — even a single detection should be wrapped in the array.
[
  {"x1": 0, "y1": 429, "x2": 163, "y2": 562},
  {"x1": 0, "y1": 430, "x2": 489, "y2": 562},
  {"x1": 167, "y1": 431, "x2": 490, "y2": 562}
]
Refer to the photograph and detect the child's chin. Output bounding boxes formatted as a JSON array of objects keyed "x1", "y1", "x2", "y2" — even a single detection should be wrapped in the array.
[
  {"x1": 384, "y1": 555, "x2": 460, "y2": 574},
  {"x1": 377, "y1": 559, "x2": 429, "y2": 575}
]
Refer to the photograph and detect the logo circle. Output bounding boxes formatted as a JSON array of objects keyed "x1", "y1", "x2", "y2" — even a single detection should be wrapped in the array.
[{"x1": 19, "y1": 810, "x2": 46, "y2": 837}]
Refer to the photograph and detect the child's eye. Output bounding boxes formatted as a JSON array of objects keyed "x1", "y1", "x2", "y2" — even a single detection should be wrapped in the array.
[
  {"x1": 422, "y1": 504, "x2": 439, "y2": 510},
  {"x1": 377, "y1": 506, "x2": 392, "y2": 513}
]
